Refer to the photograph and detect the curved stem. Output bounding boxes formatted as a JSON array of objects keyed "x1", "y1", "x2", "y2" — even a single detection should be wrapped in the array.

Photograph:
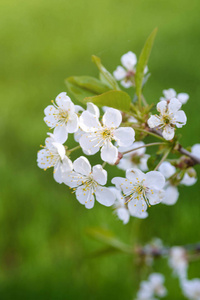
[
  {"x1": 134, "y1": 127, "x2": 166, "y2": 141},
  {"x1": 68, "y1": 145, "x2": 81, "y2": 153},
  {"x1": 121, "y1": 142, "x2": 166, "y2": 155},
  {"x1": 154, "y1": 147, "x2": 171, "y2": 171}
]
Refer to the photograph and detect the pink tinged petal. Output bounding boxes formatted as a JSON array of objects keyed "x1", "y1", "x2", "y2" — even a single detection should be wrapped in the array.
[
  {"x1": 147, "y1": 188, "x2": 165, "y2": 205},
  {"x1": 75, "y1": 186, "x2": 95, "y2": 209},
  {"x1": 177, "y1": 93, "x2": 189, "y2": 104},
  {"x1": 163, "y1": 88, "x2": 176, "y2": 99},
  {"x1": 162, "y1": 125, "x2": 175, "y2": 140},
  {"x1": 147, "y1": 115, "x2": 162, "y2": 128},
  {"x1": 121, "y1": 51, "x2": 137, "y2": 70},
  {"x1": 128, "y1": 198, "x2": 147, "y2": 215},
  {"x1": 116, "y1": 208, "x2": 130, "y2": 224},
  {"x1": 73, "y1": 156, "x2": 91, "y2": 176},
  {"x1": 158, "y1": 162, "x2": 176, "y2": 179},
  {"x1": 53, "y1": 126, "x2": 68, "y2": 144},
  {"x1": 162, "y1": 185, "x2": 179, "y2": 205},
  {"x1": 120, "y1": 79, "x2": 133, "y2": 88},
  {"x1": 157, "y1": 100, "x2": 167, "y2": 114},
  {"x1": 95, "y1": 186, "x2": 115, "y2": 207},
  {"x1": 101, "y1": 141, "x2": 118, "y2": 164},
  {"x1": 92, "y1": 165, "x2": 107, "y2": 185},
  {"x1": 56, "y1": 92, "x2": 71, "y2": 107},
  {"x1": 126, "y1": 168, "x2": 145, "y2": 183},
  {"x1": 102, "y1": 108, "x2": 122, "y2": 128},
  {"x1": 168, "y1": 97, "x2": 182, "y2": 113},
  {"x1": 79, "y1": 133, "x2": 101, "y2": 155},
  {"x1": 51, "y1": 142, "x2": 65, "y2": 160},
  {"x1": 114, "y1": 127, "x2": 135, "y2": 147},
  {"x1": 66, "y1": 113, "x2": 79, "y2": 133},
  {"x1": 145, "y1": 171, "x2": 165, "y2": 189},
  {"x1": 192, "y1": 144, "x2": 200, "y2": 159},
  {"x1": 113, "y1": 66, "x2": 127, "y2": 80},
  {"x1": 87, "y1": 102, "x2": 100, "y2": 118},
  {"x1": 79, "y1": 111, "x2": 101, "y2": 132},
  {"x1": 174, "y1": 110, "x2": 187, "y2": 128}
]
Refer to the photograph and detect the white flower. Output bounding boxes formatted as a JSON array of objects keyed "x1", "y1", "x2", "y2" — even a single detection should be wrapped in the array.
[
  {"x1": 147, "y1": 98, "x2": 187, "y2": 140},
  {"x1": 37, "y1": 132, "x2": 73, "y2": 183},
  {"x1": 136, "y1": 273, "x2": 167, "y2": 300},
  {"x1": 181, "y1": 279, "x2": 200, "y2": 300},
  {"x1": 63, "y1": 156, "x2": 115, "y2": 209},
  {"x1": 191, "y1": 144, "x2": 200, "y2": 159},
  {"x1": 79, "y1": 103, "x2": 135, "y2": 164},
  {"x1": 110, "y1": 187, "x2": 148, "y2": 224},
  {"x1": 169, "y1": 246, "x2": 188, "y2": 279},
  {"x1": 113, "y1": 51, "x2": 148, "y2": 88},
  {"x1": 181, "y1": 172, "x2": 197, "y2": 186},
  {"x1": 44, "y1": 92, "x2": 79, "y2": 139},
  {"x1": 160, "y1": 88, "x2": 189, "y2": 105},
  {"x1": 158, "y1": 162, "x2": 179, "y2": 205},
  {"x1": 112, "y1": 168, "x2": 165, "y2": 215},
  {"x1": 118, "y1": 141, "x2": 150, "y2": 172}
]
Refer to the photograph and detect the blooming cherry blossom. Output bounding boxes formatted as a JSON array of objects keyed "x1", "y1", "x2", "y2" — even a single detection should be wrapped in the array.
[
  {"x1": 160, "y1": 88, "x2": 189, "y2": 105},
  {"x1": 147, "y1": 98, "x2": 187, "y2": 140},
  {"x1": 44, "y1": 92, "x2": 79, "y2": 139},
  {"x1": 169, "y1": 246, "x2": 188, "y2": 279},
  {"x1": 117, "y1": 141, "x2": 150, "y2": 172},
  {"x1": 113, "y1": 51, "x2": 148, "y2": 88},
  {"x1": 37, "y1": 132, "x2": 73, "y2": 183},
  {"x1": 64, "y1": 156, "x2": 115, "y2": 209},
  {"x1": 79, "y1": 104, "x2": 135, "y2": 164},
  {"x1": 112, "y1": 168, "x2": 165, "y2": 215},
  {"x1": 181, "y1": 279, "x2": 200, "y2": 300}
]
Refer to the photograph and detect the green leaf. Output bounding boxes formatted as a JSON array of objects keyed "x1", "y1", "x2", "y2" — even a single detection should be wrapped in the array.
[
  {"x1": 92, "y1": 55, "x2": 120, "y2": 90},
  {"x1": 84, "y1": 90, "x2": 131, "y2": 112},
  {"x1": 86, "y1": 227, "x2": 132, "y2": 254},
  {"x1": 135, "y1": 28, "x2": 158, "y2": 104},
  {"x1": 65, "y1": 76, "x2": 110, "y2": 104}
]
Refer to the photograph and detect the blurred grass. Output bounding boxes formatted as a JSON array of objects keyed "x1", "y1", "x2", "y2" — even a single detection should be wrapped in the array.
[{"x1": 0, "y1": 0, "x2": 200, "y2": 299}]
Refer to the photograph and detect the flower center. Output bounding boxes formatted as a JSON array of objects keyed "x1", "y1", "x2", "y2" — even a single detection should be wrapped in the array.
[
  {"x1": 101, "y1": 128, "x2": 113, "y2": 141},
  {"x1": 58, "y1": 109, "x2": 69, "y2": 123}
]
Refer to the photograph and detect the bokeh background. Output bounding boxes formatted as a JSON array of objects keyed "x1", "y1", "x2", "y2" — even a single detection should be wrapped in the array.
[{"x1": 1, "y1": 0, "x2": 200, "y2": 299}]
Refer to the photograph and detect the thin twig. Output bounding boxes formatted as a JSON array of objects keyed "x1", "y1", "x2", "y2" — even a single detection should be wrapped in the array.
[
  {"x1": 154, "y1": 148, "x2": 171, "y2": 171},
  {"x1": 121, "y1": 142, "x2": 165, "y2": 155}
]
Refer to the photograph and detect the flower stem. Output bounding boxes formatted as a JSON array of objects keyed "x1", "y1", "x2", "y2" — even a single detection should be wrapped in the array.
[
  {"x1": 68, "y1": 145, "x2": 81, "y2": 153},
  {"x1": 133, "y1": 127, "x2": 166, "y2": 141},
  {"x1": 154, "y1": 147, "x2": 171, "y2": 171},
  {"x1": 121, "y1": 142, "x2": 166, "y2": 155},
  {"x1": 102, "y1": 161, "x2": 107, "y2": 168}
]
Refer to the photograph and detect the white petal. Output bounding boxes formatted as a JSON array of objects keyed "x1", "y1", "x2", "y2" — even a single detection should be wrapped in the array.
[
  {"x1": 181, "y1": 173, "x2": 197, "y2": 186},
  {"x1": 76, "y1": 186, "x2": 95, "y2": 209},
  {"x1": 79, "y1": 133, "x2": 101, "y2": 155},
  {"x1": 92, "y1": 165, "x2": 107, "y2": 185},
  {"x1": 128, "y1": 198, "x2": 147, "y2": 215},
  {"x1": 44, "y1": 105, "x2": 58, "y2": 128},
  {"x1": 162, "y1": 185, "x2": 179, "y2": 205},
  {"x1": 66, "y1": 113, "x2": 79, "y2": 133},
  {"x1": 53, "y1": 125, "x2": 68, "y2": 144},
  {"x1": 118, "y1": 141, "x2": 146, "y2": 156},
  {"x1": 113, "y1": 66, "x2": 126, "y2": 80},
  {"x1": 168, "y1": 98, "x2": 182, "y2": 113},
  {"x1": 157, "y1": 100, "x2": 167, "y2": 114},
  {"x1": 162, "y1": 125, "x2": 175, "y2": 140},
  {"x1": 177, "y1": 93, "x2": 189, "y2": 104},
  {"x1": 51, "y1": 142, "x2": 65, "y2": 160},
  {"x1": 101, "y1": 141, "x2": 118, "y2": 164},
  {"x1": 145, "y1": 171, "x2": 165, "y2": 189},
  {"x1": 126, "y1": 168, "x2": 145, "y2": 183},
  {"x1": 158, "y1": 162, "x2": 176, "y2": 179},
  {"x1": 79, "y1": 111, "x2": 101, "y2": 132},
  {"x1": 114, "y1": 127, "x2": 135, "y2": 147},
  {"x1": 53, "y1": 161, "x2": 64, "y2": 183},
  {"x1": 121, "y1": 51, "x2": 137, "y2": 70},
  {"x1": 86, "y1": 102, "x2": 100, "y2": 118},
  {"x1": 147, "y1": 188, "x2": 165, "y2": 205},
  {"x1": 74, "y1": 128, "x2": 84, "y2": 143},
  {"x1": 174, "y1": 110, "x2": 187, "y2": 128},
  {"x1": 116, "y1": 207, "x2": 130, "y2": 224},
  {"x1": 163, "y1": 88, "x2": 176, "y2": 99},
  {"x1": 102, "y1": 108, "x2": 122, "y2": 128},
  {"x1": 95, "y1": 186, "x2": 115, "y2": 207},
  {"x1": 117, "y1": 157, "x2": 134, "y2": 171},
  {"x1": 192, "y1": 144, "x2": 200, "y2": 159},
  {"x1": 131, "y1": 211, "x2": 148, "y2": 219},
  {"x1": 74, "y1": 105, "x2": 84, "y2": 113},
  {"x1": 120, "y1": 79, "x2": 133, "y2": 88},
  {"x1": 147, "y1": 115, "x2": 162, "y2": 128},
  {"x1": 111, "y1": 176, "x2": 129, "y2": 190},
  {"x1": 144, "y1": 65, "x2": 148, "y2": 74},
  {"x1": 37, "y1": 149, "x2": 55, "y2": 169},
  {"x1": 139, "y1": 155, "x2": 150, "y2": 172},
  {"x1": 63, "y1": 171, "x2": 85, "y2": 188},
  {"x1": 55, "y1": 92, "x2": 71, "y2": 107},
  {"x1": 61, "y1": 99, "x2": 75, "y2": 113},
  {"x1": 73, "y1": 156, "x2": 91, "y2": 176}
]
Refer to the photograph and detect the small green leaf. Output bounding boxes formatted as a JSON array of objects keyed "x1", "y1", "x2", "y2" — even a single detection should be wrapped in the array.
[
  {"x1": 135, "y1": 28, "x2": 158, "y2": 104},
  {"x1": 84, "y1": 90, "x2": 131, "y2": 112},
  {"x1": 65, "y1": 76, "x2": 110, "y2": 104},
  {"x1": 92, "y1": 55, "x2": 120, "y2": 90}
]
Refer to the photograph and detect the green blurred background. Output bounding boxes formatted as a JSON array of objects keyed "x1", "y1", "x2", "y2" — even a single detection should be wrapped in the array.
[{"x1": 0, "y1": 0, "x2": 200, "y2": 299}]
